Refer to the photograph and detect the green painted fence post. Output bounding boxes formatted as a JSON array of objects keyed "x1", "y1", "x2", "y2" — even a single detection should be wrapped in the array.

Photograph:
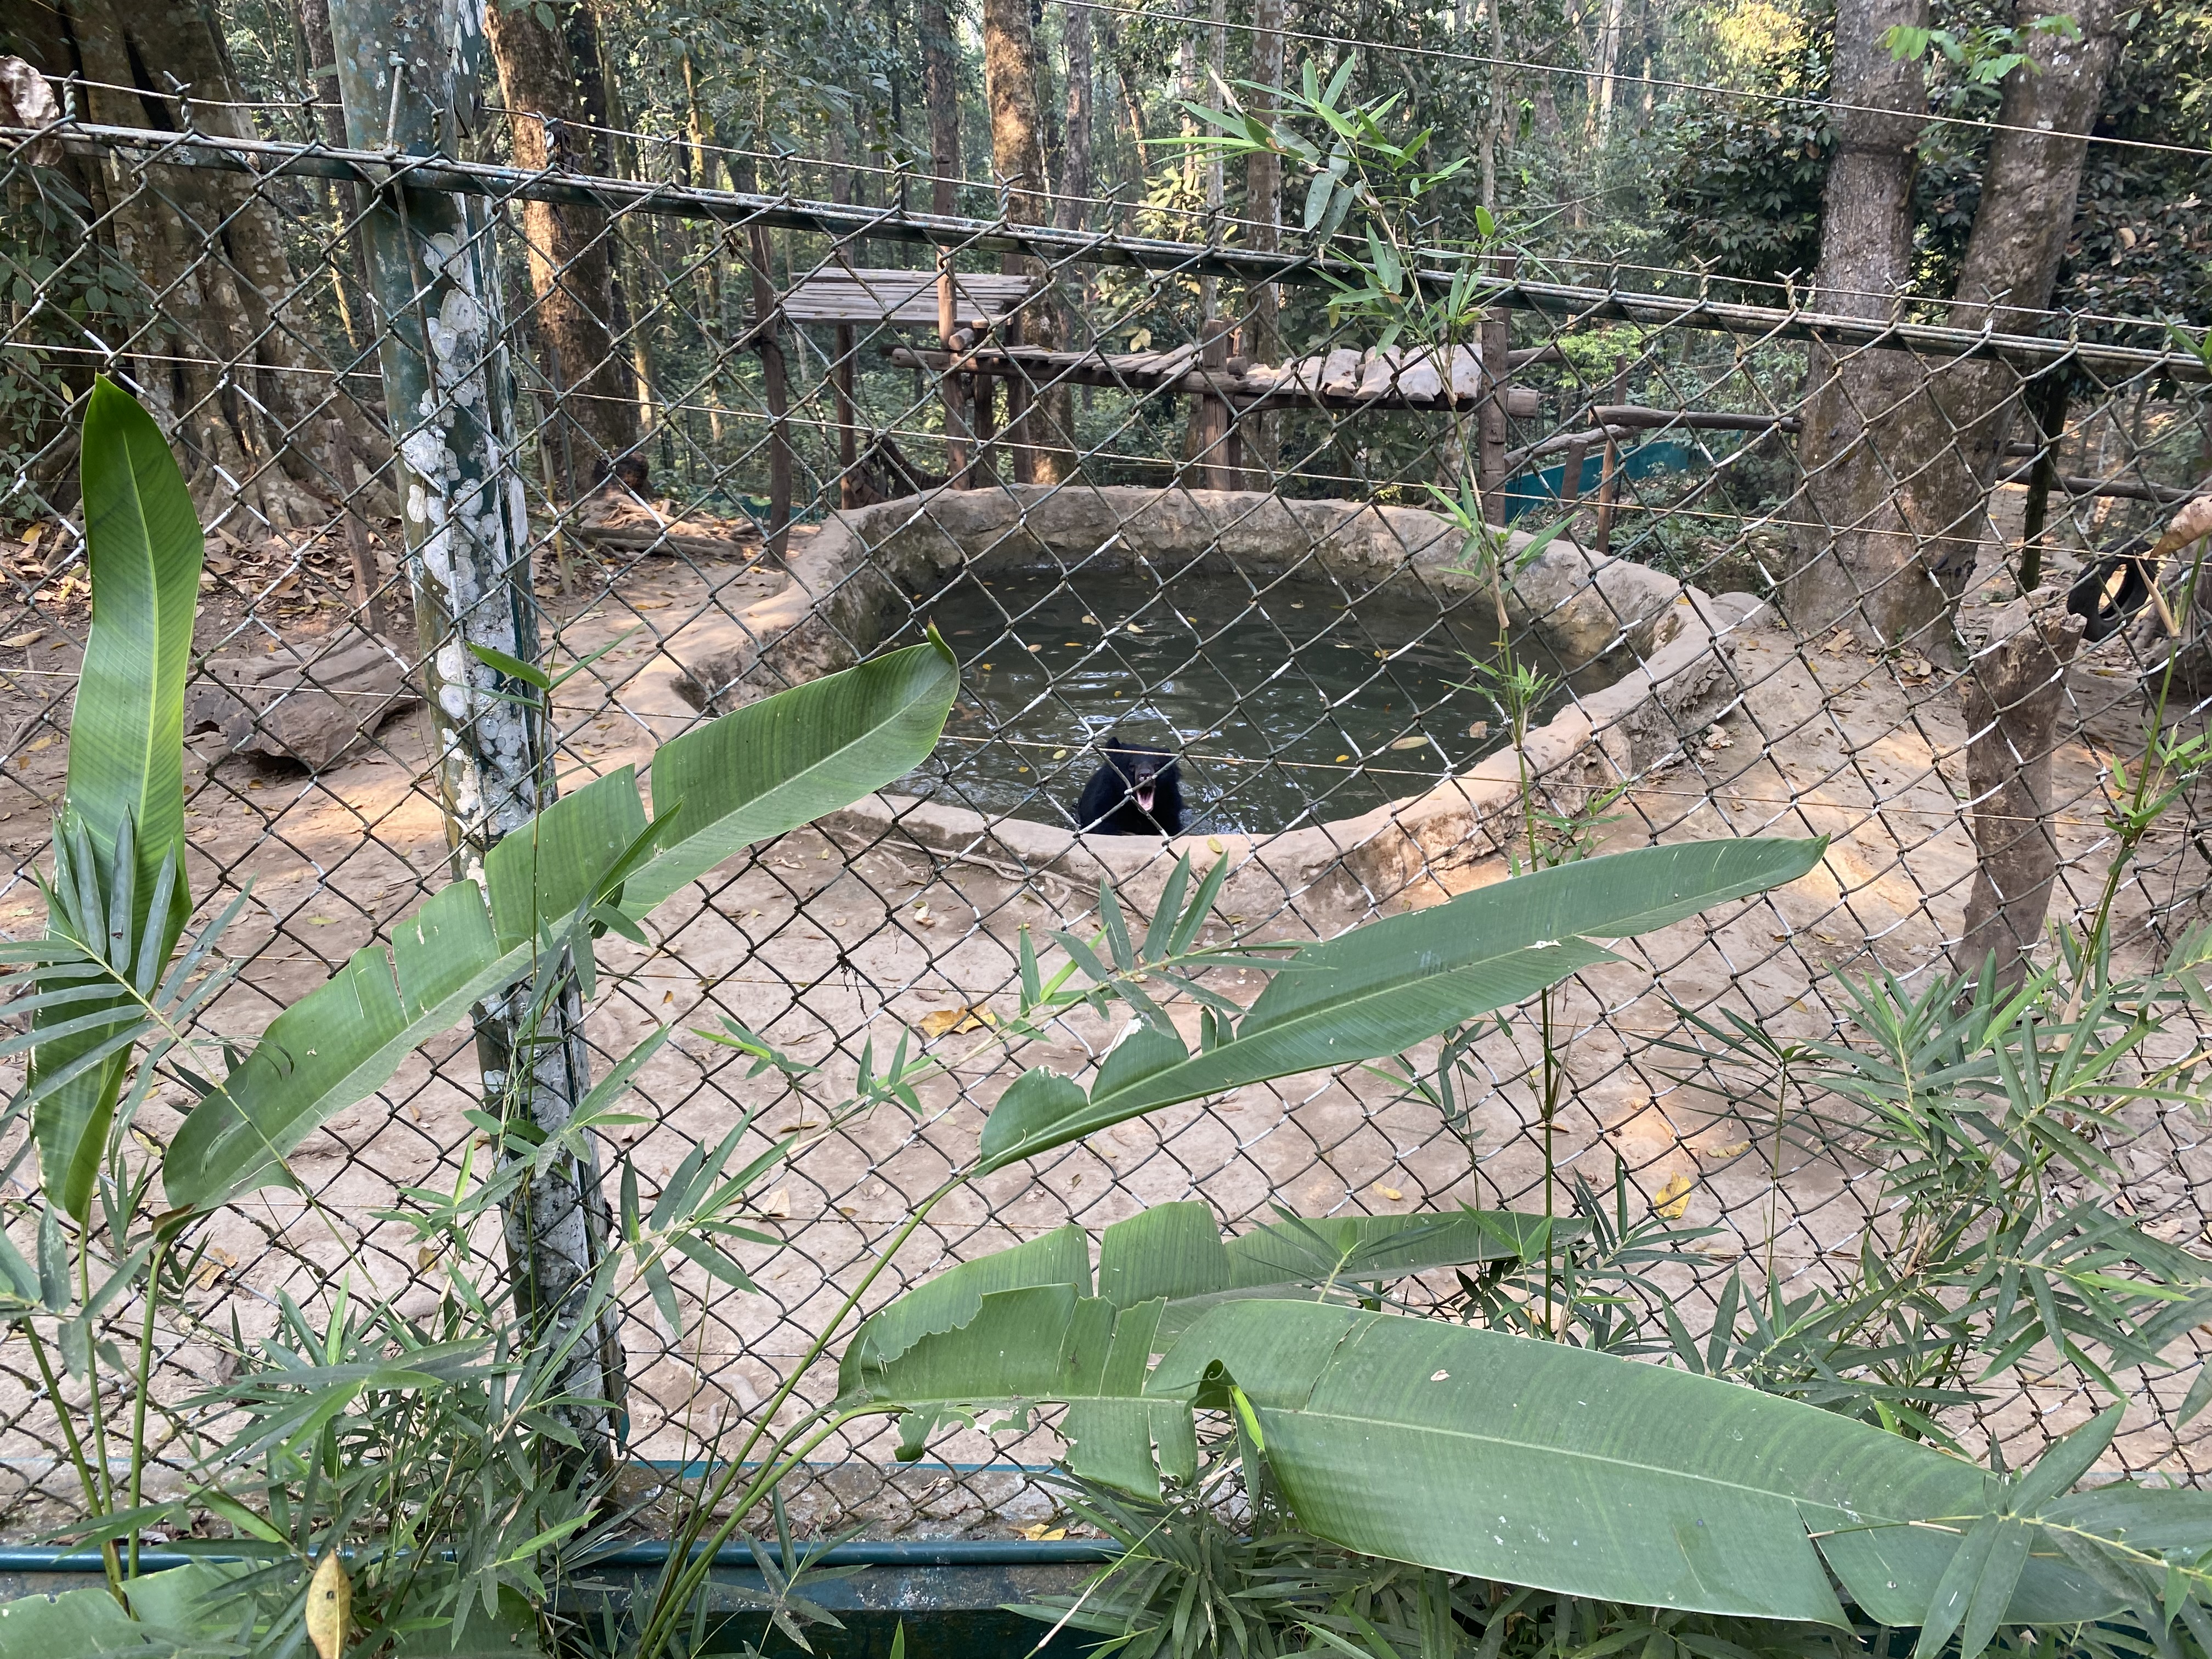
[{"x1": 324, "y1": 0, "x2": 623, "y2": 1466}]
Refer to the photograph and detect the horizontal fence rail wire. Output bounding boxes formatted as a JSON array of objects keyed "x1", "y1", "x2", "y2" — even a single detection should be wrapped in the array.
[{"x1": 3, "y1": 99, "x2": 2211, "y2": 1542}]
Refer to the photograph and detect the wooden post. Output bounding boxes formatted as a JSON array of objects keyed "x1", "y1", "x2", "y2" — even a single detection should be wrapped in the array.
[
  {"x1": 1005, "y1": 311, "x2": 1034, "y2": 485},
  {"x1": 833, "y1": 321, "x2": 859, "y2": 510},
  {"x1": 936, "y1": 250, "x2": 971, "y2": 486},
  {"x1": 1193, "y1": 313, "x2": 1233, "y2": 489},
  {"x1": 745, "y1": 223, "x2": 792, "y2": 557},
  {"x1": 1557, "y1": 432, "x2": 1592, "y2": 530},
  {"x1": 1593, "y1": 363, "x2": 1628, "y2": 555},
  {"x1": 1474, "y1": 253, "x2": 1516, "y2": 521},
  {"x1": 972, "y1": 342, "x2": 1000, "y2": 483}
]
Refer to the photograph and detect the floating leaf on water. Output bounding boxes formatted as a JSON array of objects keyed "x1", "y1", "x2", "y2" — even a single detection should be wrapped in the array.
[
  {"x1": 1390, "y1": 736, "x2": 1429, "y2": 750},
  {"x1": 1652, "y1": 1172, "x2": 1694, "y2": 1220}
]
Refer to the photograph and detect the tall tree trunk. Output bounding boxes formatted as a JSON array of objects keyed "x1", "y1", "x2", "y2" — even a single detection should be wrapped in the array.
[
  {"x1": 483, "y1": 0, "x2": 640, "y2": 496},
  {"x1": 1782, "y1": 0, "x2": 1930, "y2": 644},
  {"x1": 918, "y1": 0, "x2": 963, "y2": 216},
  {"x1": 983, "y1": 0, "x2": 1071, "y2": 482},
  {"x1": 1241, "y1": 0, "x2": 1284, "y2": 473},
  {"x1": 1057, "y1": 0, "x2": 1093, "y2": 233},
  {"x1": 1057, "y1": 0, "x2": 1097, "y2": 372}
]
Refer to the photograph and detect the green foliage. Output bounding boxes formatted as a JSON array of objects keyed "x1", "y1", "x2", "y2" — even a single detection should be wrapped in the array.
[
  {"x1": 975, "y1": 839, "x2": 1824, "y2": 1171},
  {"x1": 27, "y1": 380, "x2": 204, "y2": 1223}
]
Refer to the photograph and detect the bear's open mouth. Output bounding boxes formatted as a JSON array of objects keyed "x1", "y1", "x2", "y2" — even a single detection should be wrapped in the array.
[{"x1": 1135, "y1": 783, "x2": 1156, "y2": 812}]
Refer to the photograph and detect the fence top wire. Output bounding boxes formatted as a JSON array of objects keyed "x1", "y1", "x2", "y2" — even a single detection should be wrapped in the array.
[{"x1": 6, "y1": 114, "x2": 2205, "y2": 388}]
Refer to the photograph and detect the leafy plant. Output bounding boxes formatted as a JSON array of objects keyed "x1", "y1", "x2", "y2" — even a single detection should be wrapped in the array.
[{"x1": 1, "y1": 377, "x2": 960, "y2": 1649}]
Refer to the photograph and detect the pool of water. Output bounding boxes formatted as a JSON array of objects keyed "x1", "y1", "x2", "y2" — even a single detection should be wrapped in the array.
[{"x1": 889, "y1": 562, "x2": 1577, "y2": 836}]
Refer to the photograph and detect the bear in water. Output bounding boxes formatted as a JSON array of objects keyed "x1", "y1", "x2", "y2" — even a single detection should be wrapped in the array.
[{"x1": 1074, "y1": 735, "x2": 1185, "y2": 835}]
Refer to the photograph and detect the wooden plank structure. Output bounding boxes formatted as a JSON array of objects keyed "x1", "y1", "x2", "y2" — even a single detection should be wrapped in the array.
[
  {"x1": 759, "y1": 262, "x2": 1566, "y2": 499},
  {"x1": 887, "y1": 340, "x2": 1549, "y2": 416},
  {"x1": 750, "y1": 262, "x2": 1041, "y2": 501}
]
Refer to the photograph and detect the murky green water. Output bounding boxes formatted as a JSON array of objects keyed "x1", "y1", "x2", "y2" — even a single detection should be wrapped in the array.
[{"x1": 891, "y1": 563, "x2": 1575, "y2": 836}]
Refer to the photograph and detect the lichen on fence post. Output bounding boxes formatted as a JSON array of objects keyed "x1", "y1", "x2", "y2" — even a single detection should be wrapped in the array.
[{"x1": 325, "y1": 0, "x2": 624, "y2": 1465}]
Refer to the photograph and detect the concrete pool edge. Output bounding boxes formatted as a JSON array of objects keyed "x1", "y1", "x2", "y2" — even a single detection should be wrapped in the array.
[{"x1": 661, "y1": 484, "x2": 1753, "y2": 906}]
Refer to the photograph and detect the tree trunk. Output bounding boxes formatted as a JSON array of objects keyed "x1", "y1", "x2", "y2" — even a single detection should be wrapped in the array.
[
  {"x1": 1789, "y1": 0, "x2": 2132, "y2": 651},
  {"x1": 918, "y1": 0, "x2": 963, "y2": 217},
  {"x1": 983, "y1": 0, "x2": 1071, "y2": 482},
  {"x1": 296, "y1": 0, "x2": 376, "y2": 349},
  {"x1": 15, "y1": 0, "x2": 335, "y2": 527},
  {"x1": 1057, "y1": 0, "x2": 1093, "y2": 233},
  {"x1": 483, "y1": 0, "x2": 640, "y2": 497},
  {"x1": 1782, "y1": 0, "x2": 1930, "y2": 645},
  {"x1": 1899, "y1": 0, "x2": 2134, "y2": 607},
  {"x1": 1957, "y1": 599, "x2": 2087, "y2": 988},
  {"x1": 1240, "y1": 0, "x2": 1284, "y2": 475}
]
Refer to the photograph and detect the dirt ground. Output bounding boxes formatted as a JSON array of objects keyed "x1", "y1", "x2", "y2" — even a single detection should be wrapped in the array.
[{"x1": 3, "y1": 519, "x2": 2209, "y2": 1538}]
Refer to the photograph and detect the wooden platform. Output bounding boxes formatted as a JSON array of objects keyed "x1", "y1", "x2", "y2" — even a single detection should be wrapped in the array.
[
  {"x1": 887, "y1": 340, "x2": 1547, "y2": 415},
  {"x1": 759, "y1": 266, "x2": 1036, "y2": 328}
]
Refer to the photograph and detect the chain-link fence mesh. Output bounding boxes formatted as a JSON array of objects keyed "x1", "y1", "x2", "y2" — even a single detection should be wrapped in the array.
[{"x1": 4, "y1": 78, "x2": 2211, "y2": 1541}]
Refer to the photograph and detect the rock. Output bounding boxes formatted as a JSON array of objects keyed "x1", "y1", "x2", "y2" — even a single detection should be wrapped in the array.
[{"x1": 187, "y1": 624, "x2": 419, "y2": 771}]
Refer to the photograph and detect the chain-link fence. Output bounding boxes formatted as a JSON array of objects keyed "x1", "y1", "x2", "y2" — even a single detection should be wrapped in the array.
[{"x1": 4, "y1": 73, "x2": 2211, "y2": 1542}]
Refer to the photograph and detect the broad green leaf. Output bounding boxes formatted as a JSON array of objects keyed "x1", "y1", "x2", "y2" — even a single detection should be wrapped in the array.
[
  {"x1": 33, "y1": 376, "x2": 202, "y2": 1220},
  {"x1": 977, "y1": 839, "x2": 1825, "y2": 1171},
  {"x1": 0, "y1": 1560, "x2": 249, "y2": 1654},
  {"x1": 1154, "y1": 1302, "x2": 2114, "y2": 1629},
  {"x1": 853, "y1": 1279, "x2": 2130, "y2": 1627},
  {"x1": 163, "y1": 636, "x2": 956, "y2": 1211},
  {"x1": 843, "y1": 1201, "x2": 1571, "y2": 1492}
]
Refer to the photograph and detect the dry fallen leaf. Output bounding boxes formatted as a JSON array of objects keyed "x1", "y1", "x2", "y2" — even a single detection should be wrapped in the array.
[
  {"x1": 918, "y1": 1005, "x2": 995, "y2": 1038},
  {"x1": 1697, "y1": 1141, "x2": 1750, "y2": 1161},
  {"x1": 1022, "y1": 1524, "x2": 1069, "y2": 1542},
  {"x1": 1373, "y1": 1183, "x2": 1404, "y2": 1201},
  {"x1": 1652, "y1": 1172, "x2": 1694, "y2": 1220},
  {"x1": 759, "y1": 1187, "x2": 793, "y2": 1219},
  {"x1": 3, "y1": 630, "x2": 43, "y2": 648},
  {"x1": 306, "y1": 1551, "x2": 351, "y2": 1659},
  {"x1": 1207, "y1": 836, "x2": 1226, "y2": 854}
]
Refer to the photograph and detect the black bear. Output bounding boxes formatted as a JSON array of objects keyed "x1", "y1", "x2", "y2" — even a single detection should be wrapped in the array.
[{"x1": 1074, "y1": 735, "x2": 1186, "y2": 836}]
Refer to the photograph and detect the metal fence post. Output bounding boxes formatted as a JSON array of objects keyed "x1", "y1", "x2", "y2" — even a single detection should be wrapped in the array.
[{"x1": 324, "y1": 0, "x2": 623, "y2": 1465}]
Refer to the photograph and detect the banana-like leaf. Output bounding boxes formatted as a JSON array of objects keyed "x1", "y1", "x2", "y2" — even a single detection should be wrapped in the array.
[
  {"x1": 162, "y1": 636, "x2": 957, "y2": 1212},
  {"x1": 850, "y1": 1284, "x2": 2126, "y2": 1629},
  {"x1": 977, "y1": 838, "x2": 1826, "y2": 1171},
  {"x1": 32, "y1": 376, "x2": 203, "y2": 1220},
  {"x1": 839, "y1": 1200, "x2": 1580, "y2": 1492}
]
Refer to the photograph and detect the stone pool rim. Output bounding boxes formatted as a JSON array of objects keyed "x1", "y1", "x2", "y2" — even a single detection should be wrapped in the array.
[{"x1": 664, "y1": 484, "x2": 1753, "y2": 905}]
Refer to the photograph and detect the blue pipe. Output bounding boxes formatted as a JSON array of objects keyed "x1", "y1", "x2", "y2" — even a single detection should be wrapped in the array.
[{"x1": 0, "y1": 1539, "x2": 1118, "y2": 1575}]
